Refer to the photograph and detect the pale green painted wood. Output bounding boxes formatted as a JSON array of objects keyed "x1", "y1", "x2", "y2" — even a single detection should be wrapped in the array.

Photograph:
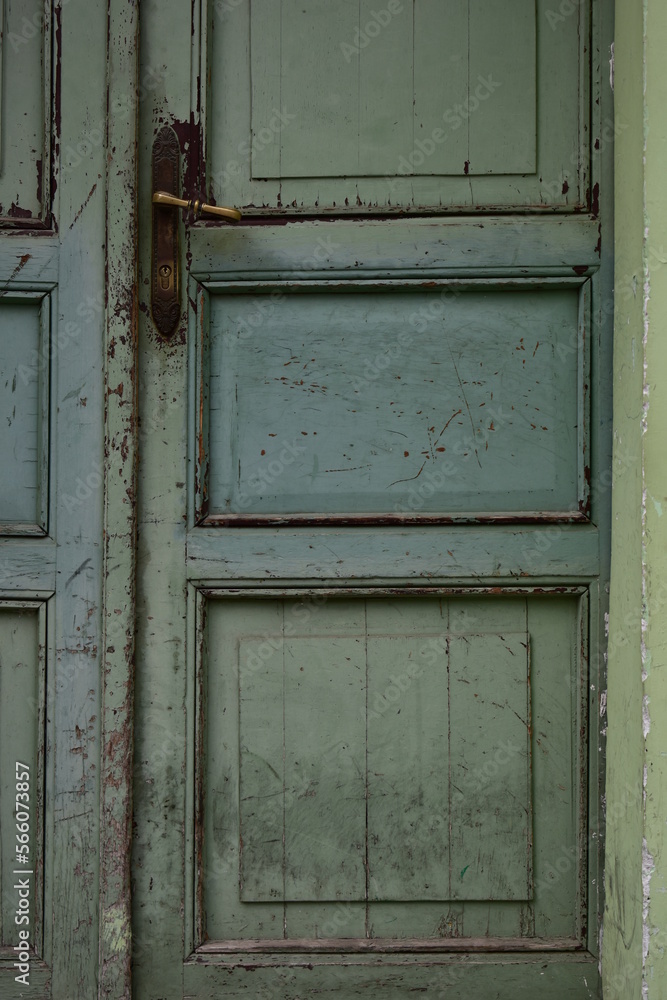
[
  {"x1": 207, "y1": 602, "x2": 284, "y2": 941},
  {"x1": 135, "y1": 3, "x2": 610, "y2": 998},
  {"x1": 449, "y1": 633, "x2": 531, "y2": 900},
  {"x1": 468, "y1": 0, "x2": 536, "y2": 173},
  {"x1": 201, "y1": 593, "x2": 586, "y2": 949},
  {"x1": 238, "y1": 637, "x2": 285, "y2": 902},
  {"x1": 0, "y1": 606, "x2": 41, "y2": 948},
  {"x1": 0, "y1": 0, "x2": 3, "y2": 162},
  {"x1": 189, "y1": 216, "x2": 601, "y2": 278},
  {"x1": 98, "y1": 2, "x2": 139, "y2": 994},
  {"x1": 186, "y1": 523, "x2": 602, "y2": 582},
  {"x1": 606, "y1": 0, "x2": 667, "y2": 995},
  {"x1": 184, "y1": 952, "x2": 600, "y2": 997},
  {"x1": 206, "y1": 285, "x2": 584, "y2": 517},
  {"x1": 413, "y1": 0, "x2": 468, "y2": 175},
  {"x1": 357, "y1": 0, "x2": 414, "y2": 176},
  {"x1": 603, "y1": 0, "x2": 646, "y2": 994},
  {"x1": 0, "y1": 541, "x2": 55, "y2": 593},
  {"x1": 283, "y1": 636, "x2": 367, "y2": 901},
  {"x1": 0, "y1": 297, "x2": 48, "y2": 528},
  {"x1": 210, "y1": 0, "x2": 585, "y2": 212},
  {"x1": 0, "y1": 0, "x2": 48, "y2": 221},
  {"x1": 0, "y1": 1, "x2": 108, "y2": 997},
  {"x1": 367, "y1": 635, "x2": 450, "y2": 900}
]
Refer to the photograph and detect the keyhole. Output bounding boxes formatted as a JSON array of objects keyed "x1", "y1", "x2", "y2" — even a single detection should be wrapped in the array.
[{"x1": 159, "y1": 264, "x2": 172, "y2": 290}]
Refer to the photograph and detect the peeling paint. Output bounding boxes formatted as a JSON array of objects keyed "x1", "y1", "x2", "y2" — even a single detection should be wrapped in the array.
[{"x1": 644, "y1": 838, "x2": 655, "y2": 996}]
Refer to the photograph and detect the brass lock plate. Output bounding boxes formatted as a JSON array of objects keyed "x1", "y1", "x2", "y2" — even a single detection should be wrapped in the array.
[{"x1": 151, "y1": 126, "x2": 180, "y2": 338}]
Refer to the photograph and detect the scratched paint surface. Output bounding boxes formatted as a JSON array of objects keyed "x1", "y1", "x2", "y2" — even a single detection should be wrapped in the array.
[
  {"x1": 207, "y1": 288, "x2": 582, "y2": 516},
  {"x1": 0, "y1": 301, "x2": 44, "y2": 525},
  {"x1": 0, "y1": 607, "x2": 40, "y2": 947},
  {"x1": 0, "y1": 0, "x2": 48, "y2": 222},
  {"x1": 133, "y1": 0, "x2": 607, "y2": 994},
  {"x1": 210, "y1": 0, "x2": 586, "y2": 213},
  {"x1": 202, "y1": 594, "x2": 581, "y2": 945}
]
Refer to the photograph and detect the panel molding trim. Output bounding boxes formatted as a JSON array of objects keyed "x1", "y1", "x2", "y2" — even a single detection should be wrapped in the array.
[
  {"x1": 190, "y1": 278, "x2": 591, "y2": 526},
  {"x1": 189, "y1": 585, "x2": 590, "y2": 957}
]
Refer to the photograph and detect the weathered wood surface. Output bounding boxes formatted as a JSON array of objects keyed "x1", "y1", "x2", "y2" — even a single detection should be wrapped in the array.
[
  {"x1": 0, "y1": 0, "x2": 49, "y2": 223},
  {"x1": 210, "y1": 0, "x2": 585, "y2": 212},
  {"x1": 0, "y1": 296, "x2": 49, "y2": 529},
  {"x1": 132, "y1": 1, "x2": 609, "y2": 998},
  {"x1": 205, "y1": 285, "x2": 584, "y2": 518},
  {"x1": 186, "y1": 525, "x2": 601, "y2": 581},
  {"x1": 98, "y1": 1, "x2": 139, "y2": 998},
  {"x1": 202, "y1": 593, "x2": 582, "y2": 948},
  {"x1": 183, "y1": 952, "x2": 599, "y2": 998},
  {"x1": 0, "y1": 607, "x2": 41, "y2": 947},
  {"x1": 0, "y1": 0, "x2": 110, "y2": 996}
]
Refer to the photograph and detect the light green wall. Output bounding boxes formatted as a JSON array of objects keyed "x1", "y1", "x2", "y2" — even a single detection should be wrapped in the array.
[{"x1": 606, "y1": 0, "x2": 667, "y2": 996}]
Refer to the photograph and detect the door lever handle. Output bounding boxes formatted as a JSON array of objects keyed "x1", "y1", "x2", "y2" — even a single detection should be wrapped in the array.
[
  {"x1": 153, "y1": 192, "x2": 242, "y2": 223},
  {"x1": 151, "y1": 124, "x2": 243, "y2": 338}
]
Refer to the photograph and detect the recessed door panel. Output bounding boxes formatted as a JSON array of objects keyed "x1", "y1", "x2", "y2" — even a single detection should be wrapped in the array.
[
  {"x1": 200, "y1": 592, "x2": 582, "y2": 946},
  {"x1": 210, "y1": 0, "x2": 585, "y2": 212},
  {"x1": 199, "y1": 284, "x2": 587, "y2": 522}
]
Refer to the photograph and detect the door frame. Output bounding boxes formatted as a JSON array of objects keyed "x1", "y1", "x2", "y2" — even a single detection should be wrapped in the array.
[
  {"x1": 98, "y1": 1, "x2": 139, "y2": 996},
  {"x1": 98, "y1": 0, "x2": 654, "y2": 996}
]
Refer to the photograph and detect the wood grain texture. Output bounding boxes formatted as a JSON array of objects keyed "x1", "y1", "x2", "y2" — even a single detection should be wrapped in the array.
[
  {"x1": 0, "y1": 0, "x2": 49, "y2": 223},
  {"x1": 0, "y1": 605, "x2": 41, "y2": 948},
  {"x1": 46, "y1": 1, "x2": 108, "y2": 996},
  {"x1": 98, "y1": 1, "x2": 139, "y2": 997},
  {"x1": 183, "y1": 951, "x2": 599, "y2": 997},
  {"x1": 210, "y1": 0, "x2": 584, "y2": 212},
  {"x1": 204, "y1": 284, "x2": 585, "y2": 519},
  {"x1": 133, "y1": 2, "x2": 610, "y2": 997},
  {"x1": 0, "y1": 297, "x2": 49, "y2": 528},
  {"x1": 202, "y1": 592, "x2": 584, "y2": 949}
]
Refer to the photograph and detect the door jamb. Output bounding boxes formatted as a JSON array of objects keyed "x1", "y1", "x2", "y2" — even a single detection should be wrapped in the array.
[{"x1": 98, "y1": 1, "x2": 139, "y2": 996}]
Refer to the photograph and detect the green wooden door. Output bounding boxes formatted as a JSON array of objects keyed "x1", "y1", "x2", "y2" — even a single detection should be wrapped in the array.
[
  {"x1": 134, "y1": 2, "x2": 613, "y2": 997},
  {"x1": 0, "y1": 2, "x2": 135, "y2": 998}
]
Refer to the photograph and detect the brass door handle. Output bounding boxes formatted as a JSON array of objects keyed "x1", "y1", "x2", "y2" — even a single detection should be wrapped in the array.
[
  {"x1": 153, "y1": 192, "x2": 242, "y2": 223},
  {"x1": 151, "y1": 124, "x2": 243, "y2": 338}
]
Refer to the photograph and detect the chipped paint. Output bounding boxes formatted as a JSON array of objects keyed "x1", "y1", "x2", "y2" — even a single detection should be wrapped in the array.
[
  {"x1": 644, "y1": 838, "x2": 655, "y2": 996},
  {"x1": 98, "y1": 2, "x2": 139, "y2": 998}
]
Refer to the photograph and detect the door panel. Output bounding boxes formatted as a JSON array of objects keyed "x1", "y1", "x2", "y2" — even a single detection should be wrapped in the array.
[
  {"x1": 211, "y1": 0, "x2": 585, "y2": 211},
  {"x1": 0, "y1": 295, "x2": 51, "y2": 532},
  {"x1": 199, "y1": 591, "x2": 584, "y2": 948},
  {"x1": 134, "y1": 0, "x2": 611, "y2": 996},
  {"x1": 199, "y1": 281, "x2": 588, "y2": 521},
  {"x1": 0, "y1": 2, "x2": 111, "y2": 997},
  {"x1": 0, "y1": 0, "x2": 51, "y2": 225}
]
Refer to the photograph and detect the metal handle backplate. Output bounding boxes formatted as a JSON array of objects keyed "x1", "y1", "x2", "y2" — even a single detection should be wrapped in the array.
[
  {"x1": 151, "y1": 126, "x2": 181, "y2": 338},
  {"x1": 151, "y1": 127, "x2": 242, "y2": 338}
]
